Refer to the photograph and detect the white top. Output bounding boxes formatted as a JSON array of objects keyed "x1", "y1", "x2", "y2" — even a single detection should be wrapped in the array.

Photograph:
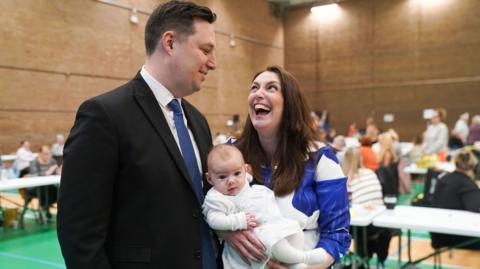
[
  {"x1": 140, "y1": 67, "x2": 202, "y2": 174},
  {"x1": 423, "y1": 122, "x2": 448, "y2": 155},
  {"x1": 51, "y1": 143, "x2": 64, "y2": 156},
  {"x1": 15, "y1": 147, "x2": 35, "y2": 170},
  {"x1": 348, "y1": 168, "x2": 384, "y2": 206},
  {"x1": 453, "y1": 119, "x2": 469, "y2": 142},
  {"x1": 203, "y1": 183, "x2": 301, "y2": 269}
]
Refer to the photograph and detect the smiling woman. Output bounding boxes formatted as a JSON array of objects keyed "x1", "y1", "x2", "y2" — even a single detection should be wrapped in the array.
[{"x1": 225, "y1": 66, "x2": 351, "y2": 269}]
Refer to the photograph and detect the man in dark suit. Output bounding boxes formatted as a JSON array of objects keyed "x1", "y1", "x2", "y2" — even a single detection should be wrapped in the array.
[{"x1": 57, "y1": 1, "x2": 220, "y2": 268}]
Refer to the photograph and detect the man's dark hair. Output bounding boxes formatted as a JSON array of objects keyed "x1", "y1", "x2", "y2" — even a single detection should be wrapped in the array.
[{"x1": 145, "y1": 0, "x2": 216, "y2": 56}]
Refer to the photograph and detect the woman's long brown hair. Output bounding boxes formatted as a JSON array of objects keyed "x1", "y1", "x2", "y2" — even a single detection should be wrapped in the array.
[{"x1": 236, "y1": 66, "x2": 317, "y2": 196}]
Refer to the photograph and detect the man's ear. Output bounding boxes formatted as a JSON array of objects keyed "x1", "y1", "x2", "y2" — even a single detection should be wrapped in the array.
[{"x1": 160, "y1": 31, "x2": 175, "y2": 55}]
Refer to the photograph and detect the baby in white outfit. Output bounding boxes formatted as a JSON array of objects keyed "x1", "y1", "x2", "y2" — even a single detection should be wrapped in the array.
[{"x1": 203, "y1": 144, "x2": 327, "y2": 269}]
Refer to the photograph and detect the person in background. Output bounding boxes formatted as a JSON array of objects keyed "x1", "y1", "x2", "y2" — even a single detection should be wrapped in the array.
[
  {"x1": 224, "y1": 66, "x2": 351, "y2": 269},
  {"x1": 376, "y1": 132, "x2": 398, "y2": 167},
  {"x1": 341, "y1": 147, "x2": 391, "y2": 265},
  {"x1": 359, "y1": 136, "x2": 378, "y2": 171},
  {"x1": 57, "y1": 1, "x2": 220, "y2": 268},
  {"x1": 432, "y1": 149, "x2": 480, "y2": 249},
  {"x1": 467, "y1": 115, "x2": 480, "y2": 145},
  {"x1": 423, "y1": 108, "x2": 448, "y2": 155},
  {"x1": 51, "y1": 133, "x2": 65, "y2": 165},
  {"x1": 332, "y1": 135, "x2": 347, "y2": 163},
  {"x1": 28, "y1": 145, "x2": 60, "y2": 219},
  {"x1": 326, "y1": 129, "x2": 336, "y2": 143},
  {"x1": 342, "y1": 147, "x2": 383, "y2": 206},
  {"x1": 15, "y1": 140, "x2": 35, "y2": 178},
  {"x1": 452, "y1": 112, "x2": 470, "y2": 145},
  {"x1": 406, "y1": 133, "x2": 424, "y2": 165},
  {"x1": 347, "y1": 123, "x2": 359, "y2": 138},
  {"x1": 213, "y1": 132, "x2": 228, "y2": 145}
]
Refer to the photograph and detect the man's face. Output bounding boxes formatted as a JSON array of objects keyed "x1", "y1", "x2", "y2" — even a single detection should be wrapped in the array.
[
  {"x1": 39, "y1": 148, "x2": 51, "y2": 162},
  {"x1": 170, "y1": 19, "x2": 216, "y2": 97}
]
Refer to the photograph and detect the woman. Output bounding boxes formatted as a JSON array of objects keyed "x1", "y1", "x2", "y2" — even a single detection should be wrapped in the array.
[
  {"x1": 423, "y1": 108, "x2": 449, "y2": 155},
  {"x1": 342, "y1": 147, "x2": 383, "y2": 206},
  {"x1": 224, "y1": 66, "x2": 351, "y2": 269},
  {"x1": 28, "y1": 145, "x2": 60, "y2": 219},
  {"x1": 467, "y1": 114, "x2": 480, "y2": 145},
  {"x1": 341, "y1": 147, "x2": 391, "y2": 265},
  {"x1": 359, "y1": 136, "x2": 378, "y2": 171},
  {"x1": 431, "y1": 149, "x2": 480, "y2": 249}
]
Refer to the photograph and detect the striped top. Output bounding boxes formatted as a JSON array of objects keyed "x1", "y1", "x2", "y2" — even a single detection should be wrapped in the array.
[{"x1": 348, "y1": 168, "x2": 384, "y2": 206}]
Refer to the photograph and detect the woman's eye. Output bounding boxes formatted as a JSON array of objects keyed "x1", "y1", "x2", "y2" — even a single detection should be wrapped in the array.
[
  {"x1": 250, "y1": 85, "x2": 258, "y2": 92},
  {"x1": 268, "y1": 85, "x2": 277, "y2": 91}
]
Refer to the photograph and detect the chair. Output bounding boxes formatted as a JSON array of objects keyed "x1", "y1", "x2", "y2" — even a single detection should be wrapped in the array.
[
  {"x1": 410, "y1": 168, "x2": 445, "y2": 208},
  {"x1": 376, "y1": 162, "x2": 399, "y2": 198},
  {"x1": 18, "y1": 186, "x2": 45, "y2": 227}
]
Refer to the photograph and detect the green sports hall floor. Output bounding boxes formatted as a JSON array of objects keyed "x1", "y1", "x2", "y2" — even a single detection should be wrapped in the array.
[{"x1": 0, "y1": 183, "x2": 477, "y2": 269}]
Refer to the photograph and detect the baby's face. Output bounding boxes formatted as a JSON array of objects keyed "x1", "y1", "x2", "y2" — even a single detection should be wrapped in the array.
[{"x1": 207, "y1": 153, "x2": 247, "y2": 196}]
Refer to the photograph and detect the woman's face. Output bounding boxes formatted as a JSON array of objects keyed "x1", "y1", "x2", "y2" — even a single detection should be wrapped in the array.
[{"x1": 248, "y1": 71, "x2": 284, "y2": 138}]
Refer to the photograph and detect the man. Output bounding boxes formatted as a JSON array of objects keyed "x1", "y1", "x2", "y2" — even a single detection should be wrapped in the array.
[
  {"x1": 51, "y1": 133, "x2": 65, "y2": 165},
  {"x1": 15, "y1": 140, "x2": 35, "y2": 177},
  {"x1": 57, "y1": 1, "x2": 219, "y2": 268}
]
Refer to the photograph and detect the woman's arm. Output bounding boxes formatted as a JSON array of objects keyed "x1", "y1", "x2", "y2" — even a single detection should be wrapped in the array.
[{"x1": 314, "y1": 148, "x2": 352, "y2": 262}]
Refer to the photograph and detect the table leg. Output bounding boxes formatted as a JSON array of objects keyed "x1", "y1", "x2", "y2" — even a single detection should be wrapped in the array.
[
  {"x1": 398, "y1": 229, "x2": 402, "y2": 268},
  {"x1": 407, "y1": 229, "x2": 412, "y2": 263},
  {"x1": 362, "y1": 226, "x2": 369, "y2": 268},
  {"x1": 352, "y1": 226, "x2": 358, "y2": 269}
]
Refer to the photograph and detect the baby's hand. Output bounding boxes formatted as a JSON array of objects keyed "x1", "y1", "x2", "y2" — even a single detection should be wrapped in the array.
[{"x1": 245, "y1": 212, "x2": 257, "y2": 229}]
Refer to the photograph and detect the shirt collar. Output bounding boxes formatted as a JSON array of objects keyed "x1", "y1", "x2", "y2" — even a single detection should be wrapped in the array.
[{"x1": 140, "y1": 66, "x2": 181, "y2": 109}]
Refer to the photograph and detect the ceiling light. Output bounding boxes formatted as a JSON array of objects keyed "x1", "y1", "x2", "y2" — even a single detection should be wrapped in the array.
[{"x1": 311, "y1": 3, "x2": 341, "y2": 20}]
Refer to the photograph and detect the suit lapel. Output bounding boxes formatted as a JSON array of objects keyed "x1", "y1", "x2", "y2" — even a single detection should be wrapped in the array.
[{"x1": 130, "y1": 73, "x2": 196, "y2": 194}]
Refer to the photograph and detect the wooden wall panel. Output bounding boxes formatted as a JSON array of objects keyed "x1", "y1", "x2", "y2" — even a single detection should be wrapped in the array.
[
  {"x1": 0, "y1": 0, "x2": 283, "y2": 153},
  {"x1": 285, "y1": 0, "x2": 480, "y2": 140}
]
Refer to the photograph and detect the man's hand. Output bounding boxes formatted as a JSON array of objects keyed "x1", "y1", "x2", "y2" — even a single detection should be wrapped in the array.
[{"x1": 217, "y1": 230, "x2": 266, "y2": 265}]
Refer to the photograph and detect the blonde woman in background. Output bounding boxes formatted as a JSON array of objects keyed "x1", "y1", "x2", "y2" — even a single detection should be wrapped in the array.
[
  {"x1": 342, "y1": 147, "x2": 383, "y2": 206},
  {"x1": 376, "y1": 132, "x2": 398, "y2": 167},
  {"x1": 341, "y1": 147, "x2": 392, "y2": 265}
]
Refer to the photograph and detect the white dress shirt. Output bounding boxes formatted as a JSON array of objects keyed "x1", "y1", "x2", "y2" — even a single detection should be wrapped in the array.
[{"x1": 140, "y1": 67, "x2": 203, "y2": 174}]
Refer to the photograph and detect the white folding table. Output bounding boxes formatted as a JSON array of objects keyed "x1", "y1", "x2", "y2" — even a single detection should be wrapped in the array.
[{"x1": 373, "y1": 205, "x2": 480, "y2": 268}]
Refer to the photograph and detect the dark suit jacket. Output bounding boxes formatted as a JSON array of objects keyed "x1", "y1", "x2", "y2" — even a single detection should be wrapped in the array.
[{"x1": 58, "y1": 72, "x2": 216, "y2": 269}]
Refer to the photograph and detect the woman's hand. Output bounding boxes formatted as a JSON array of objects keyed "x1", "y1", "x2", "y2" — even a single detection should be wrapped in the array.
[
  {"x1": 45, "y1": 165, "x2": 58, "y2": 176},
  {"x1": 266, "y1": 259, "x2": 288, "y2": 269},
  {"x1": 217, "y1": 230, "x2": 266, "y2": 265}
]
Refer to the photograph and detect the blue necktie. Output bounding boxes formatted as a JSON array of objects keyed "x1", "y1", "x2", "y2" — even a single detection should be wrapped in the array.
[{"x1": 168, "y1": 99, "x2": 217, "y2": 269}]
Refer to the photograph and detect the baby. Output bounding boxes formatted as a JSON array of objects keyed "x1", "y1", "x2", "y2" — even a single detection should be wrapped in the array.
[{"x1": 203, "y1": 144, "x2": 327, "y2": 269}]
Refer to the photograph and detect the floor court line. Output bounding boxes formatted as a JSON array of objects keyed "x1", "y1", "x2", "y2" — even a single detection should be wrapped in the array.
[{"x1": 0, "y1": 251, "x2": 66, "y2": 268}]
